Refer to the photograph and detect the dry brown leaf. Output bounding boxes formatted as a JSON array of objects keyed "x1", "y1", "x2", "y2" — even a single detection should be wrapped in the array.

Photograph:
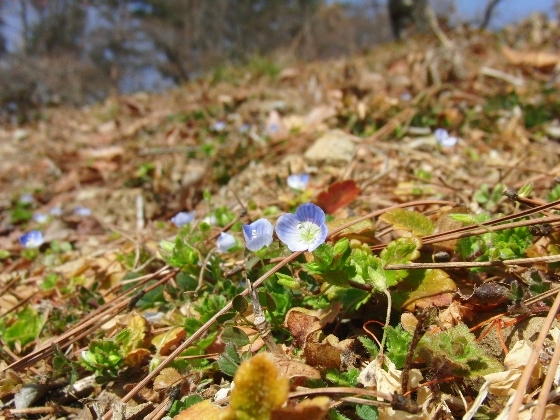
[
  {"x1": 502, "y1": 45, "x2": 560, "y2": 69},
  {"x1": 173, "y1": 400, "x2": 223, "y2": 420},
  {"x1": 284, "y1": 303, "x2": 342, "y2": 348},
  {"x1": 267, "y1": 353, "x2": 321, "y2": 381},
  {"x1": 272, "y1": 396, "x2": 330, "y2": 420},
  {"x1": 153, "y1": 367, "x2": 183, "y2": 391},
  {"x1": 152, "y1": 327, "x2": 186, "y2": 355}
]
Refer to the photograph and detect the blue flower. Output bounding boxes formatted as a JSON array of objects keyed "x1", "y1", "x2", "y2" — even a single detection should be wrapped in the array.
[
  {"x1": 32, "y1": 213, "x2": 48, "y2": 224},
  {"x1": 242, "y1": 218, "x2": 274, "y2": 252},
  {"x1": 275, "y1": 203, "x2": 328, "y2": 252},
  {"x1": 212, "y1": 121, "x2": 226, "y2": 131},
  {"x1": 19, "y1": 193, "x2": 34, "y2": 204},
  {"x1": 434, "y1": 128, "x2": 458, "y2": 147},
  {"x1": 75, "y1": 206, "x2": 92, "y2": 216},
  {"x1": 49, "y1": 207, "x2": 63, "y2": 216},
  {"x1": 171, "y1": 211, "x2": 196, "y2": 227},
  {"x1": 19, "y1": 230, "x2": 44, "y2": 248},
  {"x1": 287, "y1": 173, "x2": 310, "y2": 190},
  {"x1": 217, "y1": 232, "x2": 237, "y2": 253}
]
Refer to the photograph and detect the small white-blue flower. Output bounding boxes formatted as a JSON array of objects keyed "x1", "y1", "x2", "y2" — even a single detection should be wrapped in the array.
[
  {"x1": 212, "y1": 121, "x2": 226, "y2": 131},
  {"x1": 434, "y1": 128, "x2": 458, "y2": 147},
  {"x1": 49, "y1": 207, "x2": 63, "y2": 216},
  {"x1": 242, "y1": 218, "x2": 274, "y2": 252},
  {"x1": 171, "y1": 211, "x2": 196, "y2": 227},
  {"x1": 275, "y1": 203, "x2": 328, "y2": 252},
  {"x1": 32, "y1": 213, "x2": 48, "y2": 224},
  {"x1": 217, "y1": 232, "x2": 237, "y2": 253},
  {"x1": 203, "y1": 214, "x2": 218, "y2": 226},
  {"x1": 19, "y1": 230, "x2": 44, "y2": 248},
  {"x1": 75, "y1": 206, "x2": 92, "y2": 216},
  {"x1": 19, "y1": 193, "x2": 34, "y2": 204},
  {"x1": 287, "y1": 173, "x2": 310, "y2": 191}
]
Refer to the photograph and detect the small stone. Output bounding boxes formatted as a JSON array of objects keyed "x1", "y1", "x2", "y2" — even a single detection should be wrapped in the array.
[
  {"x1": 304, "y1": 129, "x2": 359, "y2": 165},
  {"x1": 15, "y1": 383, "x2": 47, "y2": 409},
  {"x1": 546, "y1": 124, "x2": 560, "y2": 139}
]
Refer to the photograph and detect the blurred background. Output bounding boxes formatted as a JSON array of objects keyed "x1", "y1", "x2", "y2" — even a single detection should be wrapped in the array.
[{"x1": 0, "y1": 0, "x2": 557, "y2": 120}]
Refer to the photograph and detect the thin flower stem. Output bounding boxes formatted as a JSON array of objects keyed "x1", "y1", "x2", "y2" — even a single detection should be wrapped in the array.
[{"x1": 380, "y1": 289, "x2": 392, "y2": 353}]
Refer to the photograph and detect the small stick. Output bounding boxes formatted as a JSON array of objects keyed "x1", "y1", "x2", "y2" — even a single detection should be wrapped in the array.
[{"x1": 246, "y1": 277, "x2": 283, "y2": 355}]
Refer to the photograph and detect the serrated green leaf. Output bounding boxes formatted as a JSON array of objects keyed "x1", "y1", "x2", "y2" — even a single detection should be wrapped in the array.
[
  {"x1": 379, "y1": 209, "x2": 434, "y2": 236},
  {"x1": 384, "y1": 325, "x2": 412, "y2": 369},
  {"x1": 4, "y1": 306, "x2": 46, "y2": 348},
  {"x1": 356, "y1": 404, "x2": 379, "y2": 420}
]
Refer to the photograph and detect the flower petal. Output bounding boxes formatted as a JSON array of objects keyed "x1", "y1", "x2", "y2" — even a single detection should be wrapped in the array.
[
  {"x1": 246, "y1": 234, "x2": 273, "y2": 252},
  {"x1": 287, "y1": 173, "x2": 310, "y2": 190},
  {"x1": 307, "y1": 223, "x2": 329, "y2": 252},
  {"x1": 171, "y1": 211, "x2": 195, "y2": 227},
  {"x1": 295, "y1": 203, "x2": 326, "y2": 225},
  {"x1": 19, "y1": 230, "x2": 44, "y2": 248},
  {"x1": 275, "y1": 213, "x2": 309, "y2": 252},
  {"x1": 242, "y1": 218, "x2": 274, "y2": 251},
  {"x1": 217, "y1": 232, "x2": 237, "y2": 253}
]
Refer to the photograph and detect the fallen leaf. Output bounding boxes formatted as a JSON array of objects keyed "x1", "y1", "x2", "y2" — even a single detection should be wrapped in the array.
[
  {"x1": 173, "y1": 400, "x2": 223, "y2": 420},
  {"x1": 268, "y1": 353, "x2": 321, "y2": 381},
  {"x1": 502, "y1": 45, "x2": 560, "y2": 69},
  {"x1": 284, "y1": 304, "x2": 342, "y2": 348},
  {"x1": 314, "y1": 180, "x2": 361, "y2": 214},
  {"x1": 272, "y1": 396, "x2": 330, "y2": 420},
  {"x1": 391, "y1": 269, "x2": 457, "y2": 311},
  {"x1": 152, "y1": 327, "x2": 186, "y2": 355},
  {"x1": 153, "y1": 367, "x2": 182, "y2": 391}
]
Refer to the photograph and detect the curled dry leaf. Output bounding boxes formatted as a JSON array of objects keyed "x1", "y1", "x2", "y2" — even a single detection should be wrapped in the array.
[
  {"x1": 304, "y1": 334, "x2": 354, "y2": 370},
  {"x1": 152, "y1": 326, "x2": 186, "y2": 356},
  {"x1": 284, "y1": 303, "x2": 342, "y2": 348},
  {"x1": 267, "y1": 353, "x2": 321, "y2": 381}
]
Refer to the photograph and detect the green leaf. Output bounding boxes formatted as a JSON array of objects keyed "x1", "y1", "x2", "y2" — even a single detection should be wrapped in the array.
[
  {"x1": 4, "y1": 306, "x2": 45, "y2": 348},
  {"x1": 218, "y1": 343, "x2": 241, "y2": 377},
  {"x1": 275, "y1": 273, "x2": 300, "y2": 290},
  {"x1": 232, "y1": 295, "x2": 248, "y2": 313},
  {"x1": 384, "y1": 325, "x2": 412, "y2": 369},
  {"x1": 379, "y1": 209, "x2": 434, "y2": 236},
  {"x1": 417, "y1": 324, "x2": 502, "y2": 377},
  {"x1": 221, "y1": 326, "x2": 250, "y2": 347},
  {"x1": 356, "y1": 404, "x2": 379, "y2": 420},
  {"x1": 358, "y1": 336, "x2": 379, "y2": 358}
]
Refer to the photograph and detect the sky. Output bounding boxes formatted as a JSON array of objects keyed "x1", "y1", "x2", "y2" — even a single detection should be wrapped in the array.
[{"x1": 451, "y1": 0, "x2": 557, "y2": 28}]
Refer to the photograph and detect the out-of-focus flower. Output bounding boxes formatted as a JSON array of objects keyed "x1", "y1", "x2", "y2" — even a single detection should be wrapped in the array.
[
  {"x1": 203, "y1": 215, "x2": 218, "y2": 226},
  {"x1": 434, "y1": 128, "x2": 458, "y2": 147},
  {"x1": 287, "y1": 173, "x2": 310, "y2": 190},
  {"x1": 19, "y1": 193, "x2": 34, "y2": 204},
  {"x1": 19, "y1": 230, "x2": 44, "y2": 248},
  {"x1": 75, "y1": 206, "x2": 92, "y2": 216},
  {"x1": 217, "y1": 232, "x2": 237, "y2": 253},
  {"x1": 49, "y1": 207, "x2": 63, "y2": 216},
  {"x1": 212, "y1": 121, "x2": 226, "y2": 131},
  {"x1": 171, "y1": 211, "x2": 195, "y2": 227},
  {"x1": 275, "y1": 203, "x2": 328, "y2": 252},
  {"x1": 400, "y1": 92, "x2": 412, "y2": 101},
  {"x1": 242, "y1": 219, "x2": 274, "y2": 252},
  {"x1": 33, "y1": 213, "x2": 48, "y2": 224},
  {"x1": 239, "y1": 123, "x2": 250, "y2": 133}
]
